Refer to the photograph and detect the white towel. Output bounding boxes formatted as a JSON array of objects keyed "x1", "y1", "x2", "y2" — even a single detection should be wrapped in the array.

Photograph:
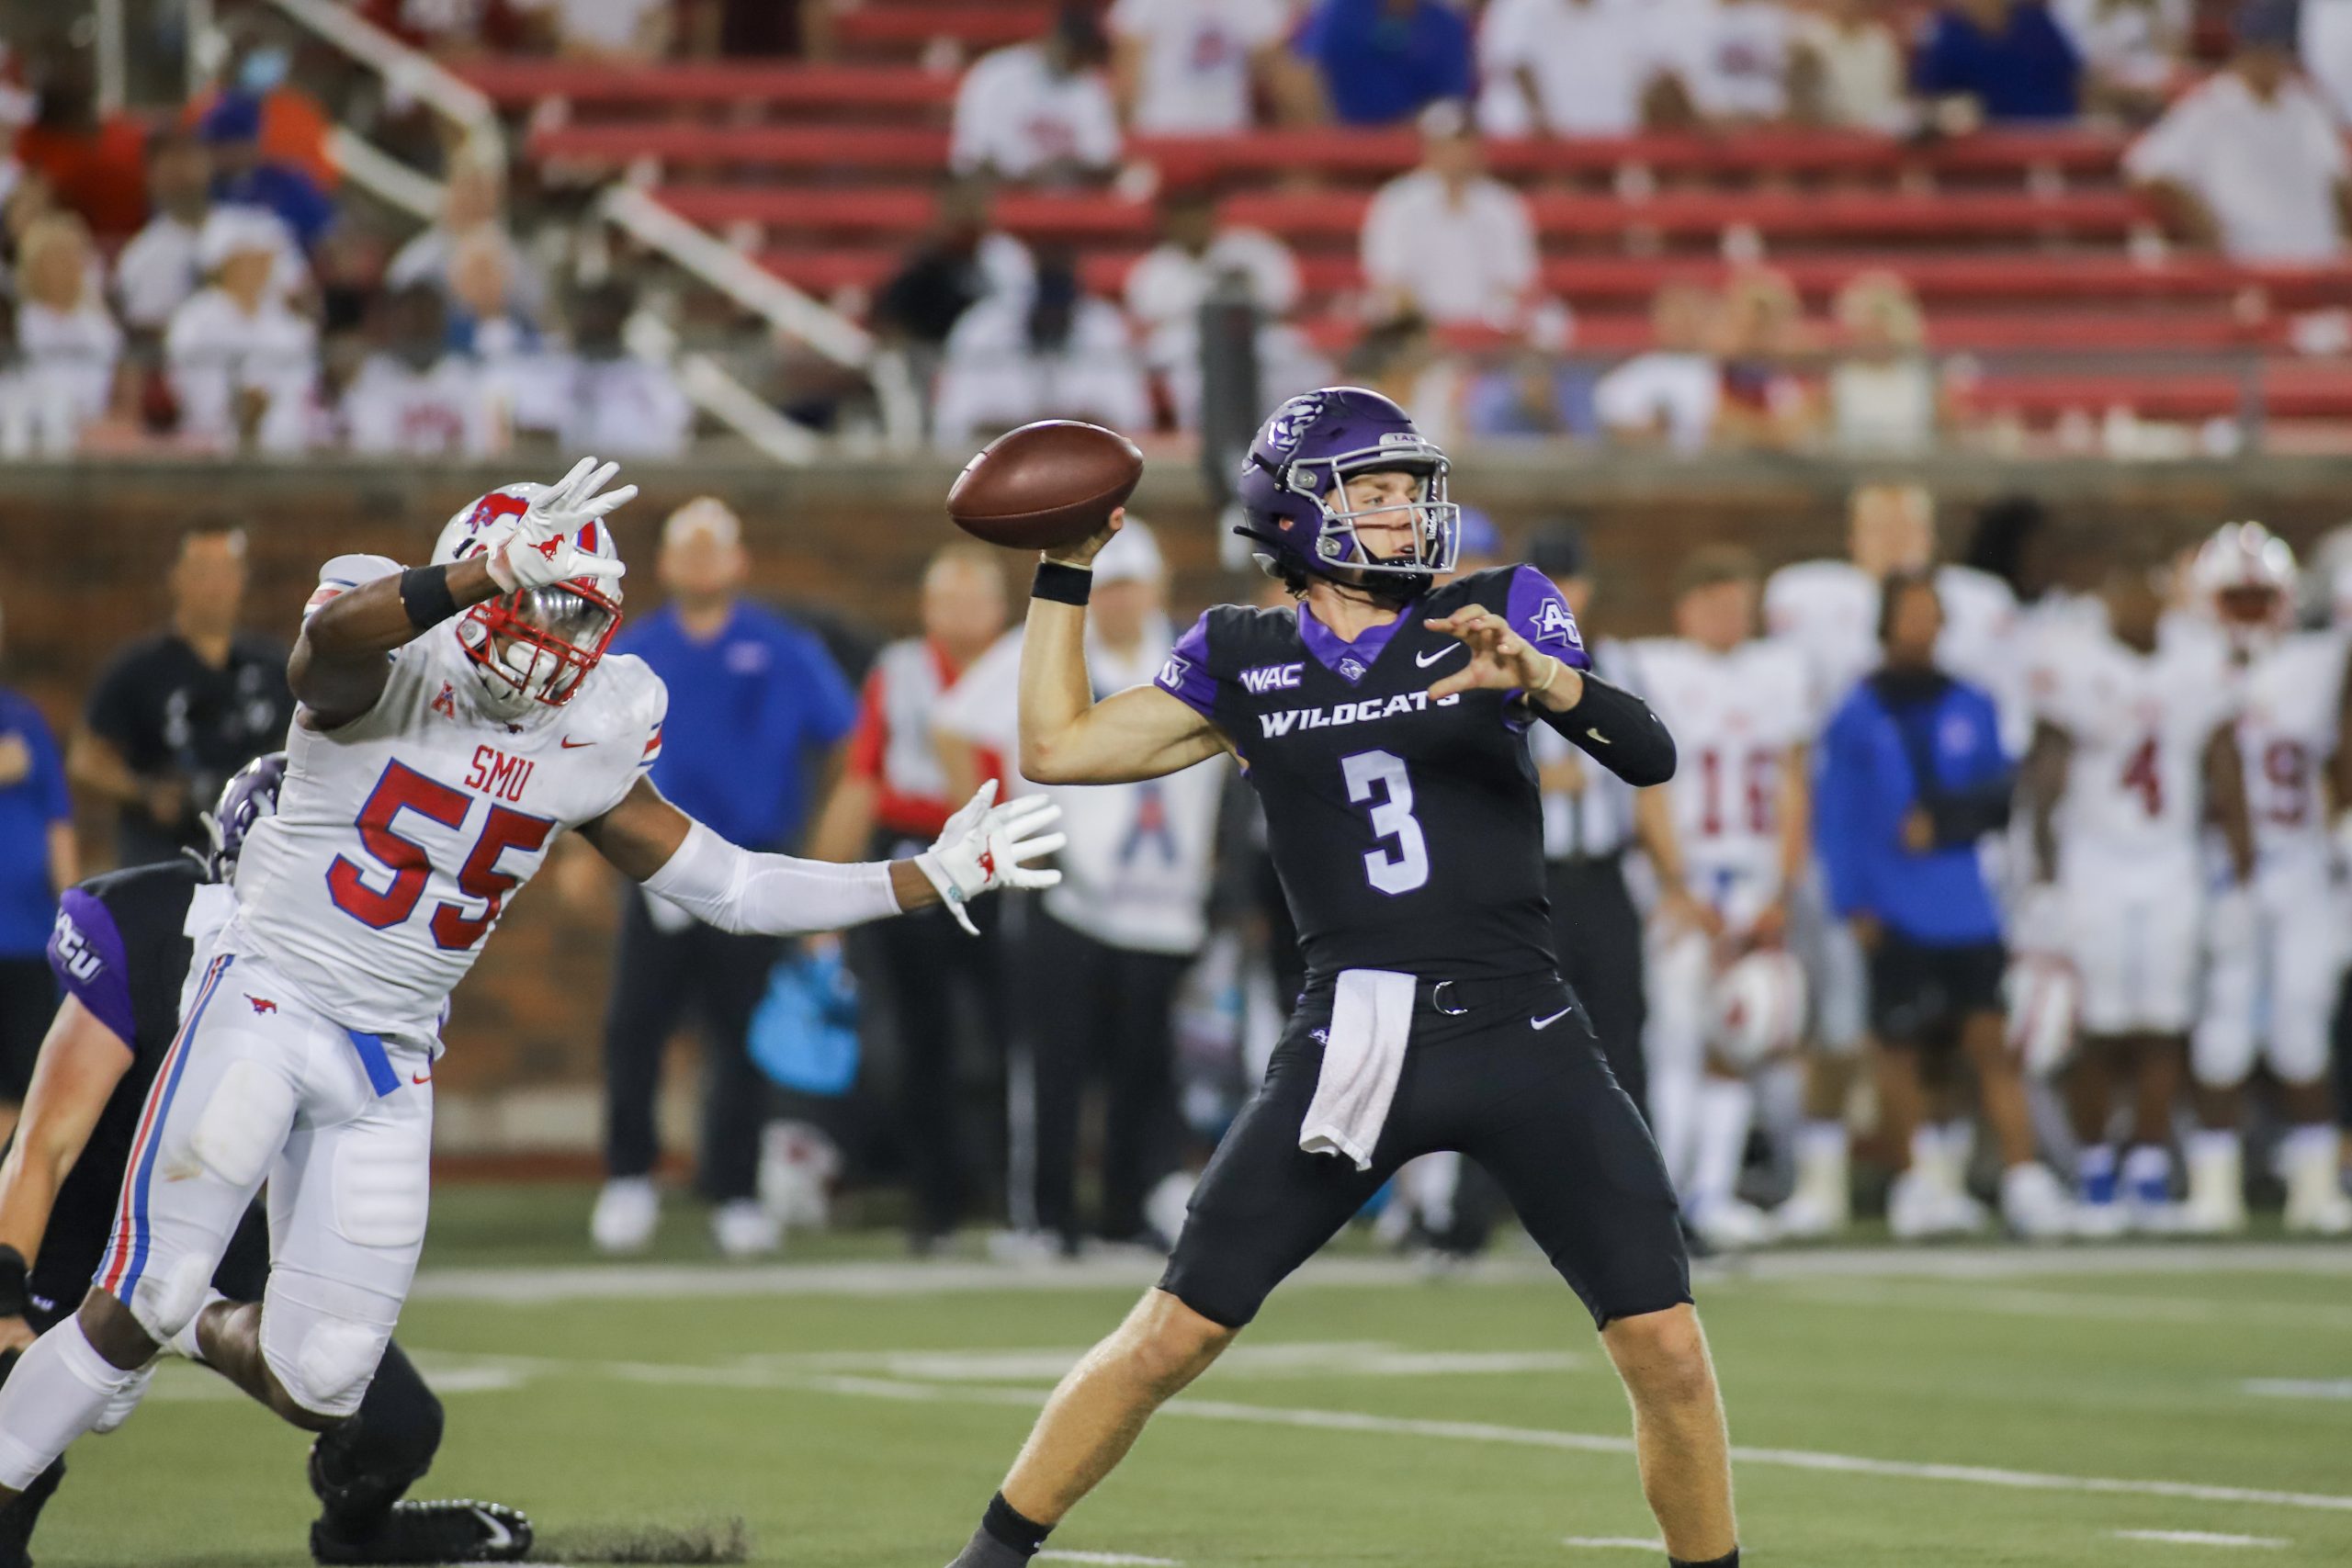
[{"x1": 1299, "y1": 968, "x2": 1418, "y2": 1170}]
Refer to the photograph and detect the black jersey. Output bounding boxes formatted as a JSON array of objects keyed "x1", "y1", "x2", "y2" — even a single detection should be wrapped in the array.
[
  {"x1": 1157, "y1": 566, "x2": 1594, "y2": 985},
  {"x1": 27, "y1": 860, "x2": 205, "y2": 1319}
]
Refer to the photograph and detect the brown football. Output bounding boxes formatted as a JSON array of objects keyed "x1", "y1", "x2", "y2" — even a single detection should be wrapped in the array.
[{"x1": 945, "y1": 421, "x2": 1145, "y2": 551}]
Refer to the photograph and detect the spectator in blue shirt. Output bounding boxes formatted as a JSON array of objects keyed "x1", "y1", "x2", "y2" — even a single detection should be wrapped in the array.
[
  {"x1": 1914, "y1": 0, "x2": 2083, "y2": 124},
  {"x1": 1295, "y1": 0, "x2": 1472, "y2": 127},
  {"x1": 1814, "y1": 570, "x2": 2068, "y2": 1241},
  {"x1": 588, "y1": 498, "x2": 860, "y2": 1260},
  {"x1": 198, "y1": 93, "x2": 334, "y2": 250},
  {"x1": 0, "y1": 600, "x2": 78, "y2": 1124}
]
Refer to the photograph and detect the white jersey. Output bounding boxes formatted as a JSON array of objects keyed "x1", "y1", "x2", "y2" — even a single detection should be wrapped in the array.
[
  {"x1": 2029, "y1": 620, "x2": 2234, "y2": 888},
  {"x1": 2224, "y1": 631, "x2": 2347, "y2": 889},
  {"x1": 1628, "y1": 636, "x2": 1810, "y2": 910},
  {"x1": 1762, "y1": 558, "x2": 2019, "y2": 731},
  {"x1": 224, "y1": 592, "x2": 666, "y2": 1036}
]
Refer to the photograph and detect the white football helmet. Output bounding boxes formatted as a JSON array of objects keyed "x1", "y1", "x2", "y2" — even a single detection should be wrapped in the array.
[
  {"x1": 432, "y1": 486, "x2": 625, "y2": 717},
  {"x1": 2189, "y1": 522, "x2": 2297, "y2": 652},
  {"x1": 2004, "y1": 954, "x2": 2080, "y2": 1078},
  {"x1": 1711, "y1": 949, "x2": 1807, "y2": 1067}
]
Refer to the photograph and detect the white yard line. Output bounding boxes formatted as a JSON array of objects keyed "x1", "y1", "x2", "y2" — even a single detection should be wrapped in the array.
[
  {"x1": 1774, "y1": 1279, "x2": 2352, "y2": 1332},
  {"x1": 409, "y1": 1243, "x2": 2352, "y2": 1306},
  {"x1": 1036, "y1": 1552, "x2": 1183, "y2": 1565},
  {"x1": 2113, "y1": 1529, "x2": 2289, "y2": 1549},
  {"x1": 2241, "y1": 1378, "x2": 2352, "y2": 1400}
]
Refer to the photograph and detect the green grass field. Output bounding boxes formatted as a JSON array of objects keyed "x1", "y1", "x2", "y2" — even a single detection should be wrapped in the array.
[{"x1": 31, "y1": 1186, "x2": 2352, "y2": 1567}]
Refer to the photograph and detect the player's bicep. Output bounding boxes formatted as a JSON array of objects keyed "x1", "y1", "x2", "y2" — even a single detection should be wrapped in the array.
[
  {"x1": 288, "y1": 625, "x2": 394, "y2": 730},
  {"x1": 576, "y1": 775, "x2": 695, "y2": 883},
  {"x1": 1035, "y1": 684, "x2": 1230, "y2": 784}
]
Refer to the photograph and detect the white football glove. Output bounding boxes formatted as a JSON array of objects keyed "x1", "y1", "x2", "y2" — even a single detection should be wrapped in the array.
[
  {"x1": 916, "y1": 781, "x2": 1066, "y2": 936},
  {"x1": 484, "y1": 457, "x2": 636, "y2": 593}
]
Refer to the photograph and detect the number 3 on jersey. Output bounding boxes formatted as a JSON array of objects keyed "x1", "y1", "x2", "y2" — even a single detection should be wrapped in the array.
[
  {"x1": 1342, "y1": 749, "x2": 1429, "y2": 896},
  {"x1": 327, "y1": 761, "x2": 556, "y2": 950}
]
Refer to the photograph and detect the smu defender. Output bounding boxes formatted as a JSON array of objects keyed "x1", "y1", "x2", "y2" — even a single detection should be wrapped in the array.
[
  {"x1": 0, "y1": 459, "x2": 1063, "y2": 1507},
  {"x1": 0, "y1": 757, "x2": 528, "y2": 1566},
  {"x1": 944, "y1": 390, "x2": 1743, "y2": 1568},
  {"x1": 2184, "y1": 524, "x2": 2352, "y2": 1235}
]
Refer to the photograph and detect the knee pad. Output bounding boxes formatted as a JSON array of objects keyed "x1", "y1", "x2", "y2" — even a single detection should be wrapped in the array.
[
  {"x1": 190, "y1": 1060, "x2": 300, "y2": 1189},
  {"x1": 2190, "y1": 1019, "x2": 2256, "y2": 1090},
  {"x1": 90, "y1": 1365, "x2": 154, "y2": 1435},
  {"x1": 263, "y1": 1311, "x2": 391, "y2": 1421},
  {"x1": 126, "y1": 1252, "x2": 215, "y2": 1345}
]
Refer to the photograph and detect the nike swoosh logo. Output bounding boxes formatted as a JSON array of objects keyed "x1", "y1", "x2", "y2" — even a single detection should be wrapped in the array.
[
  {"x1": 471, "y1": 1509, "x2": 514, "y2": 1551},
  {"x1": 1416, "y1": 644, "x2": 1464, "y2": 668},
  {"x1": 1531, "y1": 1007, "x2": 1573, "y2": 1031},
  {"x1": 560, "y1": 737, "x2": 593, "y2": 749},
  {"x1": 1585, "y1": 728, "x2": 1611, "y2": 745},
  {"x1": 412, "y1": 1071, "x2": 433, "y2": 1085}
]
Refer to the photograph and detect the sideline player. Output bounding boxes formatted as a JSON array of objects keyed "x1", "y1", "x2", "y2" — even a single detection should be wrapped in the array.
[
  {"x1": 0, "y1": 757, "x2": 528, "y2": 1565},
  {"x1": 2021, "y1": 555, "x2": 2252, "y2": 1235},
  {"x1": 0, "y1": 459, "x2": 1065, "y2": 1512},
  {"x1": 2183, "y1": 524, "x2": 2352, "y2": 1234},
  {"x1": 1629, "y1": 547, "x2": 1812, "y2": 1249},
  {"x1": 942, "y1": 389, "x2": 1743, "y2": 1568}
]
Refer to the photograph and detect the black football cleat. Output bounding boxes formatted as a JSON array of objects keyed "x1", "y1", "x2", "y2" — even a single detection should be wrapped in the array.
[
  {"x1": 0, "y1": 1457, "x2": 62, "y2": 1568},
  {"x1": 310, "y1": 1498, "x2": 532, "y2": 1564}
]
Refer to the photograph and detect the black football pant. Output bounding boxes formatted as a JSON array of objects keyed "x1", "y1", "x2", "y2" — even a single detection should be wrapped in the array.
[
  {"x1": 1013, "y1": 908, "x2": 1191, "y2": 1246},
  {"x1": 601, "y1": 891, "x2": 778, "y2": 1203},
  {"x1": 858, "y1": 881, "x2": 1006, "y2": 1238},
  {"x1": 1163, "y1": 971, "x2": 1690, "y2": 1330}
]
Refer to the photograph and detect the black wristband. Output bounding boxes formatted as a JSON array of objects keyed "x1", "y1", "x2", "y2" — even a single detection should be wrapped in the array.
[
  {"x1": 399, "y1": 564, "x2": 462, "y2": 631},
  {"x1": 0, "y1": 1245, "x2": 29, "y2": 1319},
  {"x1": 1032, "y1": 560, "x2": 1092, "y2": 607}
]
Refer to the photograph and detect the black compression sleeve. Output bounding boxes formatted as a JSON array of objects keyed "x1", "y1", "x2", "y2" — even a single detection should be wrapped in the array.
[
  {"x1": 1535, "y1": 673, "x2": 1678, "y2": 787},
  {"x1": 398, "y1": 565, "x2": 461, "y2": 630},
  {"x1": 1920, "y1": 778, "x2": 2014, "y2": 844}
]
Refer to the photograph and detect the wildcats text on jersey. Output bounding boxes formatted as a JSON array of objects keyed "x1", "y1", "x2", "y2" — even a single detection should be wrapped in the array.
[{"x1": 1257, "y1": 690, "x2": 1464, "y2": 739}]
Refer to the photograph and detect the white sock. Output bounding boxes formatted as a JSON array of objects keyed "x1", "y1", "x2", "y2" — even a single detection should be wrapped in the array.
[
  {"x1": 2280, "y1": 1122, "x2": 2339, "y2": 1168},
  {"x1": 166, "y1": 1291, "x2": 227, "y2": 1362},
  {"x1": 1941, "y1": 1119, "x2": 1975, "y2": 1180},
  {"x1": 2187, "y1": 1128, "x2": 2242, "y2": 1169},
  {"x1": 1909, "y1": 1123, "x2": 1945, "y2": 1179},
  {"x1": 1798, "y1": 1118, "x2": 1849, "y2": 1166},
  {"x1": 0, "y1": 1318, "x2": 141, "y2": 1489},
  {"x1": 2121, "y1": 1143, "x2": 2171, "y2": 1195},
  {"x1": 1690, "y1": 1077, "x2": 1755, "y2": 1213}
]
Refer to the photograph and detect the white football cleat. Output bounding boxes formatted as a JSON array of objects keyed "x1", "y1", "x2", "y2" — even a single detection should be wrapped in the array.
[
  {"x1": 711, "y1": 1198, "x2": 782, "y2": 1258},
  {"x1": 2071, "y1": 1197, "x2": 2129, "y2": 1240},
  {"x1": 1887, "y1": 1171, "x2": 1961, "y2": 1241},
  {"x1": 1771, "y1": 1189, "x2": 1847, "y2": 1241},
  {"x1": 1998, "y1": 1163, "x2": 2073, "y2": 1241},
  {"x1": 1689, "y1": 1197, "x2": 1776, "y2": 1252},
  {"x1": 2283, "y1": 1168, "x2": 2352, "y2": 1236},
  {"x1": 590, "y1": 1177, "x2": 659, "y2": 1255}
]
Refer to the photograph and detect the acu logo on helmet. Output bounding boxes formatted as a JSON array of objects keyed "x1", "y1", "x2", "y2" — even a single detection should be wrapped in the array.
[{"x1": 1262, "y1": 392, "x2": 1325, "y2": 457}]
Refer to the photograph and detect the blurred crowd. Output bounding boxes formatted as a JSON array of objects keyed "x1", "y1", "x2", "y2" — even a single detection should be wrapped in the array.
[
  {"x1": 6, "y1": 1, "x2": 2352, "y2": 458},
  {"x1": 6, "y1": 487, "x2": 2352, "y2": 1262}
]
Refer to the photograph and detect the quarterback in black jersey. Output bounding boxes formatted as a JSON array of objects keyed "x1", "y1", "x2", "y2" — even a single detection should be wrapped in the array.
[
  {"x1": 0, "y1": 757, "x2": 530, "y2": 1566},
  {"x1": 945, "y1": 389, "x2": 1740, "y2": 1568}
]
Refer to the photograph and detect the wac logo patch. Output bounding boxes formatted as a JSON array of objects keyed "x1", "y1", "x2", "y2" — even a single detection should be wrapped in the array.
[{"x1": 1240, "y1": 662, "x2": 1303, "y2": 694}]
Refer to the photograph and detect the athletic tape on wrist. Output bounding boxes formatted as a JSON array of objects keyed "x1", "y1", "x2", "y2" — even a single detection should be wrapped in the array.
[
  {"x1": 398, "y1": 565, "x2": 462, "y2": 630},
  {"x1": 1033, "y1": 560, "x2": 1093, "y2": 606}
]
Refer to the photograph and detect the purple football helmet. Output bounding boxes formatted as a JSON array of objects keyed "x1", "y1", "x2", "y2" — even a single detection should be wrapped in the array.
[
  {"x1": 1234, "y1": 387, "x2": 1460, "y2": 592},
  {"x1": 205, "y1": 751, "x2": 287, "y2": 883}
]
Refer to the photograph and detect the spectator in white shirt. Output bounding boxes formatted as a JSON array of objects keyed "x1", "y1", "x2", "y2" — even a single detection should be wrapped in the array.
[
  {"x1": 165, "y1": 207, "x2": 318, "y2": 454},
  {"x1": 548, "y1": 279, "x2": 695, "y2": 457},
  {"x1": 112, "y1": 133, "x2": 213, "y2": 337},
  {"x1": 1476, "y1": 0, "x2": 1679, "y2": 137},
  {"x1": 2052, "y1": 0, "x2": 2187, "y2": 118},
  {"x1": 1594, "y1": 279, "x2": 1721, "y2": 452},
  {"x1": 1107, "y1": 0, "x2": 1313, "y2": 132},
  {"x1": 1658, "y1": 0, "x2": 1799, "y2": 124},
  {"x1": 384, "y1": 158, "x2": 548, "y2": 321},
  {"x1": 7, "y1": 212, "x2": 127, "y2": 454},
  {"x1": 2125, "y1": 26, "x2": 2352, "y2": 263},
  {"x1": 1826, "y1": 271, "x2": 1945, "y2": 456},
  {"x1": 1361, "y1": 103, "x2": 1542, "y2": 329},
  {"x1": 950, "y1": 7, "x2": 1123, "y2": 185},
  {"x1": 1124, "y1": 183, "x2": 1302, "y2": 375},
  {"x1": 1789, "y1": 0, "x2": 1916, "y2": 131},
  {"x1": 519, "y1": 0, "x2": 673, "y2": 59},
  {"x1": 2306, "y1": 0, "x2": 2352, "y2": 126},
  {"x1": 341, "y1": 282, "x2": 498, "y2": 457},
  {"x1": 932, "y1": 252, "x2": 1151, "y2": 446}
]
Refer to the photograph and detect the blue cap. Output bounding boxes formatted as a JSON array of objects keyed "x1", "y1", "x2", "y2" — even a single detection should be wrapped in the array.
[{"x1": 198, "y1": 92, "x2": 264, "y2": 144}]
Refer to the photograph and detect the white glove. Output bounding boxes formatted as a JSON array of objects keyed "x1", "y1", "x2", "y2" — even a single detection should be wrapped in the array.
[
  {"x1": 916, "y1": 781, "x2": 1066, "y2": 936},
  {"x1": 485, "y1": 457, "x2": 636, "y2": 592}
]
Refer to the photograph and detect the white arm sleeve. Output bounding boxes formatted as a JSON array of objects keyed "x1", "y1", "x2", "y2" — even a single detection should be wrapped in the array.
[{"x1": 639, "y1": 819, "x2": 904, "y2": 935}]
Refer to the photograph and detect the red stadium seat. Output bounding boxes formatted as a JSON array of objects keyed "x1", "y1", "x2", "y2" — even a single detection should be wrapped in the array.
[
  {"x1": 455, "y1": 60, "x2": 959, "y2": 111},
  {"x1": 834, "y1": 2, "x2": 1052, "y2": 54}
]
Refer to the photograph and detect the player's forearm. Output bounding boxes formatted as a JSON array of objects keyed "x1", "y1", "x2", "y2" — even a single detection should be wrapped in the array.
[
  {"x1": 300, "y1": 556, "x2": 500, "y2": 666},
  {"x1": 1016, "y1": 595, "x2": 1101, "y2": 783},
  {"x1": 640, "y1": 818, "x2": 910, "y2": 934},
  {"x1": 1532, "y1": 671, "x2": 1676, "y2": 786},
  {"x1": 0, "y1": 1143, "x2": 69, "y2": 1269}
]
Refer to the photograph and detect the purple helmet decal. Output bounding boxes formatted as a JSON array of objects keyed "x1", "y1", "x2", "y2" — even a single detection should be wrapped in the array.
[
  {"x1": 1234, "y1": 387, "x2": 1461, "y2": 591},
  {"x1": 206, "y1": 751, "x2": 288, "y2": 883}
]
